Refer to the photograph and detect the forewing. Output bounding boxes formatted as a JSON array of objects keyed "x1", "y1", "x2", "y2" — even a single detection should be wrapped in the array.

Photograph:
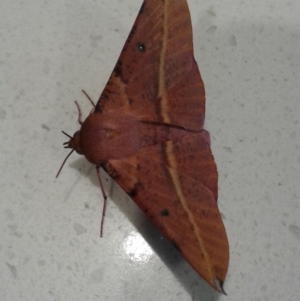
[
  {"x1": 102, "y1": 132, "x2": 229, "y2": 292},
  {"x1": 96, "y1": 0, "x2": 205, "y2": 131}
]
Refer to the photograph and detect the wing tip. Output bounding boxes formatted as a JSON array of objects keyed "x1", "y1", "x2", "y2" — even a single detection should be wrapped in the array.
[{"x1": 214, "y1": 278, "x2": 227, "y2": 295}]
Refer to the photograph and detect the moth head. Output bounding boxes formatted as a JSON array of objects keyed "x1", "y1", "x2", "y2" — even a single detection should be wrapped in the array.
[
  {"x1": 63, "y1": 130, "x2": 83, "y2": 155},
  {"x1": 56, "y1": 130, "x2": 83, "y2": 178}
]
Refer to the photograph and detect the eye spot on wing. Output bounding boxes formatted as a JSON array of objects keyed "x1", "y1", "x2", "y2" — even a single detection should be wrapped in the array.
[{"x1": 137, "y1": 43, "x2": 146, "y2": 52}]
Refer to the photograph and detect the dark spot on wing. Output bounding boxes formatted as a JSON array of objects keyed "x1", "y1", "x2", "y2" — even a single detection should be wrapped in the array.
[
  {"x1": 114, "y1": 60, "x2": 123, "y2": 77},
  {"x1": 172, "y1": 241, "x2": 181, "y2": 251},
  {"x1": 126, "y1": 25, "x2": 136, "y2": 45},
  {"x1": 128, "y1": 182, "x2": 143, "y2": 198},
  {"x1": 160, "y1": 208, "x2": 169, "y2": 217},
  {"x1": 102, "y1": 162, "x2": 121, "y2": 181},
  {"x1": 139, "y1": 2, "x2": 146, "y2": 14},
  {"x1": 109, "y1": 170, "x2": 121, "y2": 181}
]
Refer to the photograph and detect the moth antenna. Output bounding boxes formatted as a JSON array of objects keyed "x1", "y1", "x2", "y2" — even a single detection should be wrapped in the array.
[
  {"x1": 96, "y1": 166, "x2": 108, "y2": 237},
  {"x1": 74, "y1": 100, "x2": 83, "y2": 125},
  {"x1": 56, "y1": 149, "x2": 75, "y2": 178},
  {"x1": 62, "y1": 131, "x2": 72, "y2": 139},
  {"x1": 82, "y1": 90, "x2": 96, "y2": 107}
]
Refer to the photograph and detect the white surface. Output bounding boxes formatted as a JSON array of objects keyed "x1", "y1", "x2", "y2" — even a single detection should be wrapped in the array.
[{"x1": 1, "y1": 0, "x2": 299, "y2": 300}]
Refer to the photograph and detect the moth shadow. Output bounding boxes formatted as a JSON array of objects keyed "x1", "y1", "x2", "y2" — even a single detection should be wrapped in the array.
[
  {"x1": 109, "y1": 182, "x2": 222, "y2": 301},
  {"x1": 70, "y1": 158, "x2": 222, "y2": 301}
]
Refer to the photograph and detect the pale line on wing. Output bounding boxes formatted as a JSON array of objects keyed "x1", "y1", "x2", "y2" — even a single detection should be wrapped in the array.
[
  {"x1": 165, "y1": 140, "x2": 213, "y2": 278},
  {"x1": 158, "y1": 0, "x2": 170, "y2": 123}
]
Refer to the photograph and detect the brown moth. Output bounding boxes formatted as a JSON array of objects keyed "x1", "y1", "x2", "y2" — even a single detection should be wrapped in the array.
[{"x1": 58, "y1": 0, "x2": 229, "y2": 294}]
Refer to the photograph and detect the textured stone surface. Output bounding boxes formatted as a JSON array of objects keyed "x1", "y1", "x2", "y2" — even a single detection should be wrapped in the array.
[{"x1": 0, "y1": 0, "x2": 299, "y2": 300}]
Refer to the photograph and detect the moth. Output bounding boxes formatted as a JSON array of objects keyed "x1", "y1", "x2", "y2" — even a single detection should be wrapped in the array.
[{"x1": 57, "y1": 0, "x2": 229, "y2": 294}]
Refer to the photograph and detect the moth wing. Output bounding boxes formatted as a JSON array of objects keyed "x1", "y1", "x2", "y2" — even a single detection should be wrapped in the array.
[
  {"x1": 102, "y1": 132, "x2": 229, "y2": 292},
  {"x1": 96, "y1": 0, "x2": 205, "y2": 131}
]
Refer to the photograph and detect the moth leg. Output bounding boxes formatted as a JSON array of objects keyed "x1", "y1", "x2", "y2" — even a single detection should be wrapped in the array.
[
  {"x1": 96, "y1": 165, "x2": 108, "y2": 237},
  {"x1": 82, "y1": 90, "x2": 96, "y2": 107},
  {"x1": 74, "y1": 101, "x2": 83, "y2": 125}
]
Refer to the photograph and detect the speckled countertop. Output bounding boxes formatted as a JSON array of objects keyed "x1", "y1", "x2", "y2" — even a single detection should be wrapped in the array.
[{"x1": 1, "y1": 0, "x2": 299, "y2": 300}]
